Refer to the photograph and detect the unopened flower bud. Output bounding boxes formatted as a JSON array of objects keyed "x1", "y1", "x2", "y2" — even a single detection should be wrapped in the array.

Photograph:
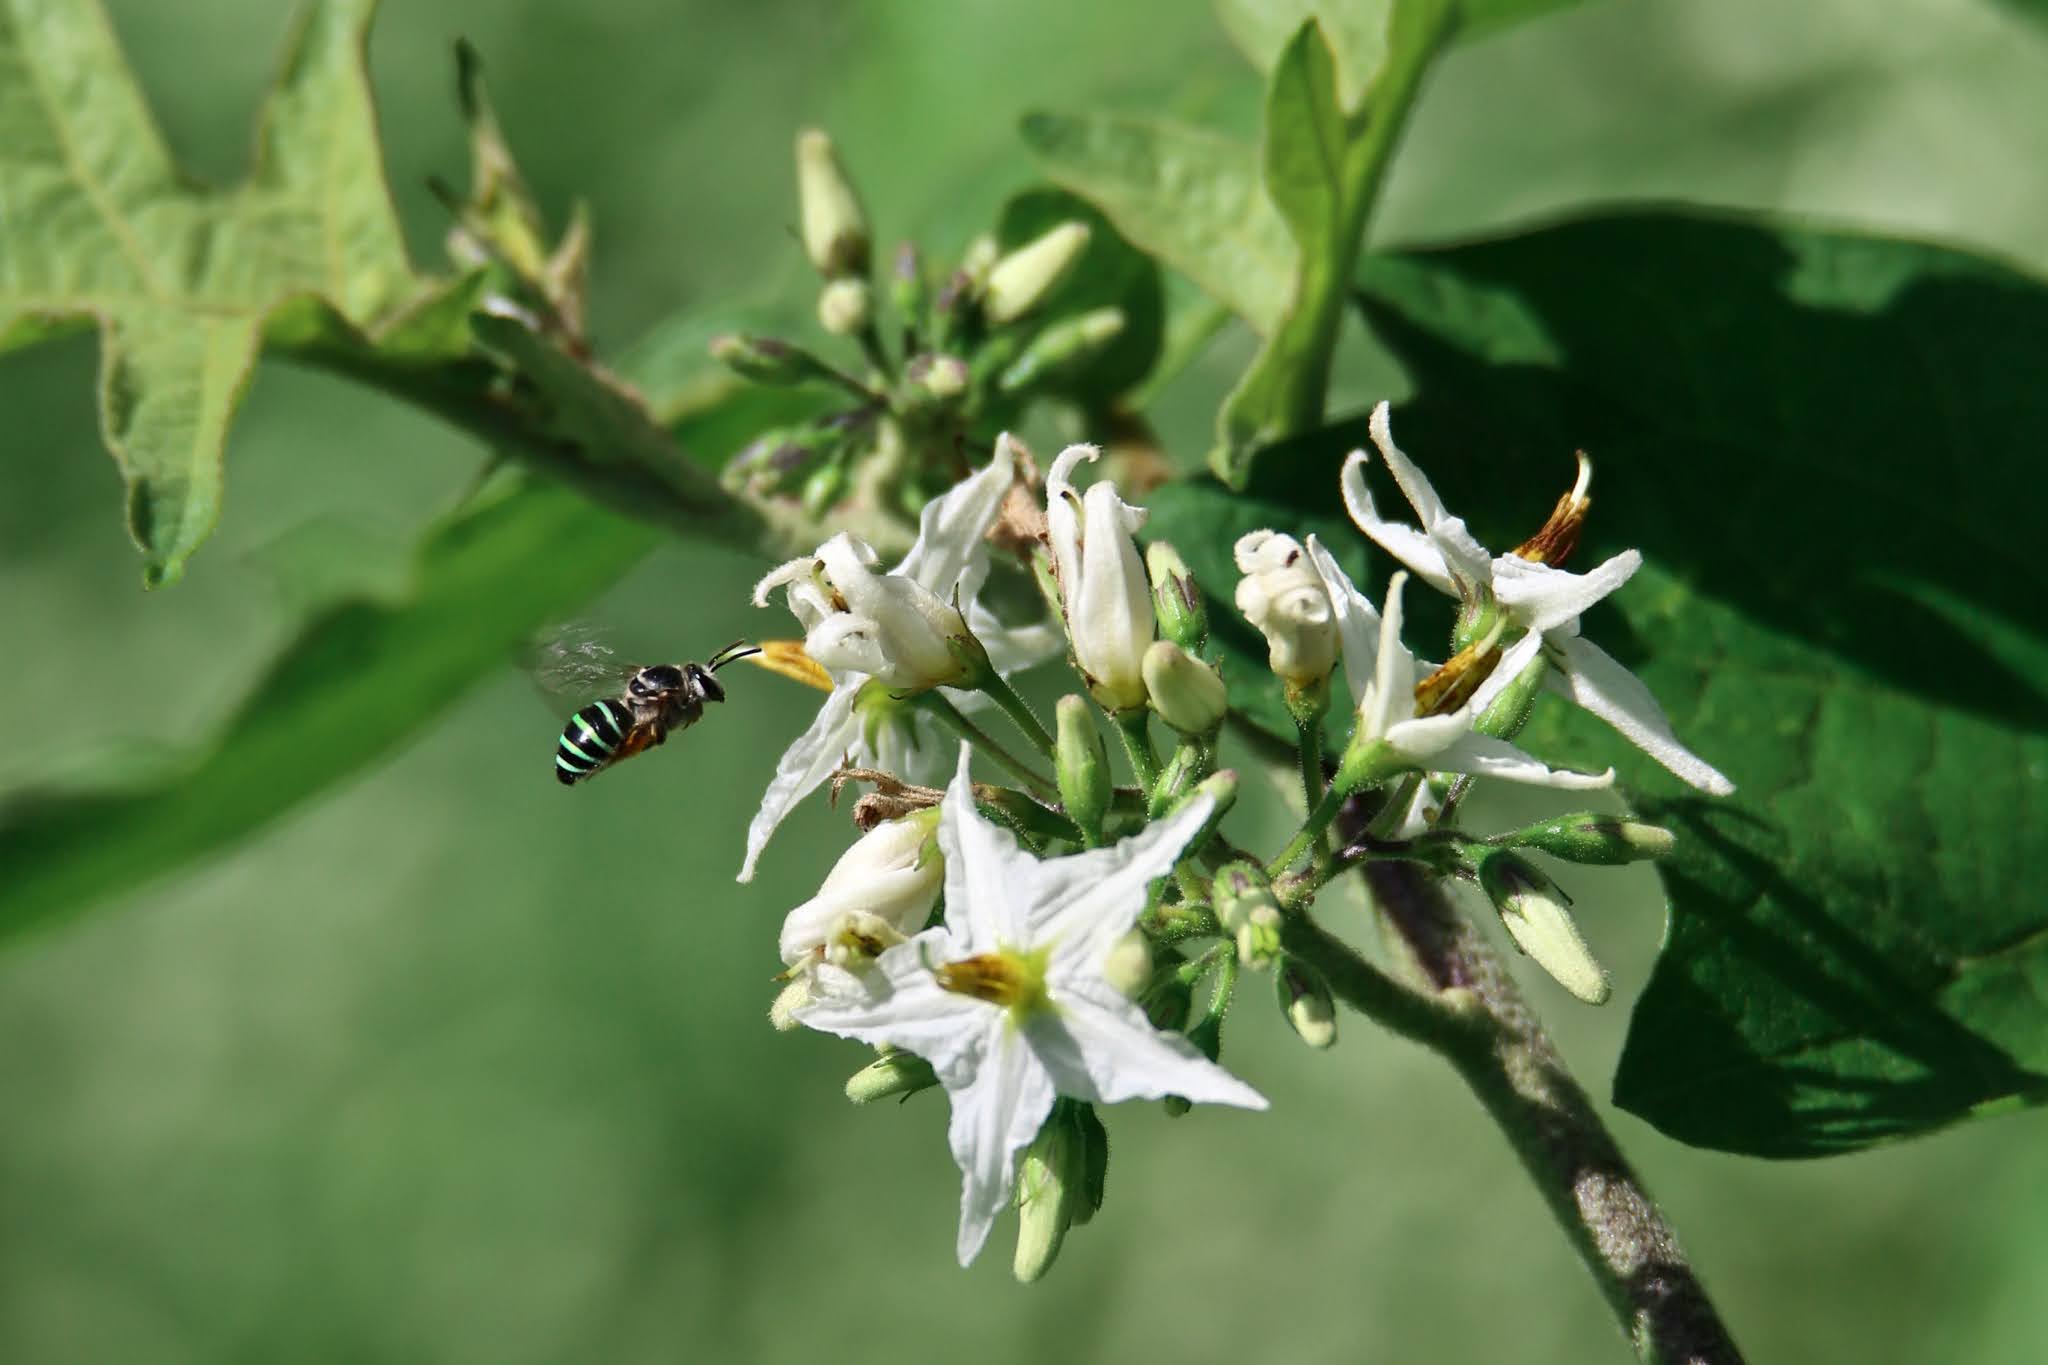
[
  {"x1": 1101, "y1": 929, "x2": 1153, "y2": 999},
  {"x1": 1510, "y1": 813, "x2": 1675, "y2": 865},
  {"x1": 1054, "y1": 695, "x2": 1111, "y2": 841},
  {"x1": 1478, "y1": 852, "x2": 1611, "y2": 1005},
  {"x1": 796, "y1": 128, "x2": 870, "y2": 278},
  {"x1": 1213, "y1": 860, "x2": 1277, "y2": 936},
  {"x1": 985, "y1": 222, "x2": 1090, "y2": 324},
  {"x1": 1013, "y1": 1102, "x2": 1102, "y2": 1282},
  {"x1": 1047, "y1": 446, "x2": 1153, "y2": 712},
  {"x1": 845, "y1": 1048, "x2": 939, "y2": 1103},
  {"x1": 817, "y1": 277, "x2": 873, "y2": 335},
  {"x1": 709, "y1": 333, "x2": 836, "y2": 388},
  {"x1": 1142, "y1": 641, "x2": 1227, "y2": 736},
  {"x1": 959, "y1": 233, "x2": 1000, "y2": 282},
  {"x1": 998, "y1": 308, "x2": 1125, "y2": 393},
  {"x1": 1145, "y1": 541, "x2": 1207, "y2": 651},
  {"x1": 1277, "y1": 958, "x2": 1336, "y2": 1048},
  {"x1": 907, "y1": 351, "x2": 970, "y2": 401},
  {"x1": 1233, "y1": 530, "x2": 1337, "y2": 688}
]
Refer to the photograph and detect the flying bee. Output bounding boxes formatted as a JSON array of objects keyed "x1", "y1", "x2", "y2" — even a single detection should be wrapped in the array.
[{"x1": 548, "y1": 638, "x2": 760, "y2": 785}]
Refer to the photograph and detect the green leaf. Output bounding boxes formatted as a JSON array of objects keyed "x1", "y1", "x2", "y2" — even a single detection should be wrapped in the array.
[
  {"x1": 0, "y1": 0, "x2": 416, "y2": 585},
  {"x1": 0, "y1": 380, "x2": 789, "y2": 944},
  {"x1": 1344, "y1": 209, "x2": 2048, "y2": 1155},
  {"x1": 1212, "y1": 6, "x2": 1454, "y2": 486},
  {"x1": 994, "y1": 187, "x2": 1166, "y2": 407},
  {"x1": 1019, "y1": 113, "x2": 1295, "y2": 336}
]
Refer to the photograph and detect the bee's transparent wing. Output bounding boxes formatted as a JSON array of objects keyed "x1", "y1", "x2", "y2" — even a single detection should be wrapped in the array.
[{"x1": 522, "y1": 621, "x2": 634, "y2": 710}]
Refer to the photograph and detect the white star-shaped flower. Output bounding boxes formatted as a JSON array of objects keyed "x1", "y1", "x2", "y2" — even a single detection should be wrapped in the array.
[
  {"x1": 741, "y1": 438, "x2": 1061, "y2": 880},
  {"x1": 1342, "y1": 402, "x2": 1733, "y2": 795},
  {"x1": 1304, "y1": 541, "x2": 1613, "y2": 790},
  {"x1": 795, "y1": 746, "x2": 1268, "y2": 1266}
]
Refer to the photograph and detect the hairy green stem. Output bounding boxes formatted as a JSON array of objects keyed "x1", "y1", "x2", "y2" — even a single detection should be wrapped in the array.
[
  {"x1": 1115, "y1": 710, "x2": 1161, "y2": 791},
  {"x1": 921, "y1": 694, "x2": 1057, "y2": 801},
  {"x1": 980, "y1": 673, "x2": 1057, "y2": 757}
]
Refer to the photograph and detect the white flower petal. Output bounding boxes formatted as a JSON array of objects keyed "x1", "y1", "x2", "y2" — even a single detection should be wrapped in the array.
[
  {"x1": 1339, "y1": 450, "x2": 1456, "y2": 595},
  {"x1": 1030, "y1": 791, "x2": 1216, "y2": 976},
  {"x1": 739, "y1": 683, "x2": 860, "y2": 881},
  {"x1": 1363, "y1": 571, "x2": 1417, "y2": 741},
  {"x1": 1493, "y1": 550, "x2": 1640, "y2": 634},
  {"x1": 1365, "y1": 403, "x2": 1494, "y2": 591},
  {"x1": 893, "y1": 436, "x2": 1015, "y2": 590},
  {"x1": 1426, "y1": 731, "x2": 1616, "y2": 789},
  {"x1": 1030, "y1": 980, "x2": 1268, "y2": 1110},
  {"x1": 795, "y1": 934, "x2": 992, "y2": 1081},
  {"x1": 946, "y1": 1024, "x2": 1057, "y2": 1266},
  {"x1": 1304, "y1": 535, "x2": 1381, "y2": 707},
  {"x1": 1550, "y1": 634, "x2": 1735, "y2": 795},
  {"x1": 937, "y1": 746, "x2": 1039, "y2": 953},
  {"x1": 1465, "y1": 628, "x2": 1547, "y2": 717}
]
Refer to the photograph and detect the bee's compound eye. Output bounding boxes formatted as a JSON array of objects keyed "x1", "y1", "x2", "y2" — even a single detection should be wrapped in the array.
[{"x1": 688, "y1": 663, "x2": 726, "y2": 702}]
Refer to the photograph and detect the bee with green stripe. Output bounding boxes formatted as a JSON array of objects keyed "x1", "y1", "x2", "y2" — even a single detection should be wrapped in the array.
[{"x1": 553, "y1": 641, "x2": 759, "y2": 785}]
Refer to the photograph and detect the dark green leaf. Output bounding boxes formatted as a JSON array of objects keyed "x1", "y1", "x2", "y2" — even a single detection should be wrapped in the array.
[
  {"x1": 994, "y1": 188, "x2": 1166, "y2": 407},
  {"x1": 0, "y1": 0, "x2": 417, "y2": 585},
  {"x1": 1342, "y1": 209, "x2": 2048, "y2": 1155},
  {"x1": 1214, "y1": 0, "x2": 1598, "y2": 81},
  {"x1": 1019, "y1": 113, "x2": 1294, "y2": 335}
]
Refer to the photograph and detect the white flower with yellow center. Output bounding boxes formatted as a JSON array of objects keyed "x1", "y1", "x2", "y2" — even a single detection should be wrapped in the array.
[
  {"x1": 795, "y1": 747, "x2": 1268, "y2": 1265},
  {"x1": 741, "y1": 439, "x2": 1060, "y2": 881},
  {"x1": 1305, "y1": 541, "x2": 1614, "y2": 791},
  {"x1": 1343, "y1": 402, "x2": 1732, "y2": 795}
]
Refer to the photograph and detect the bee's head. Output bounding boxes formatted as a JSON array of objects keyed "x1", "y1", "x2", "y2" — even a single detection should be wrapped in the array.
[
  {"x1": 629, "y1": 664, "x2": 687, "y2": 698},
  {"x1": 684, "y1": 662, "x2": 726, "y2": 703}
]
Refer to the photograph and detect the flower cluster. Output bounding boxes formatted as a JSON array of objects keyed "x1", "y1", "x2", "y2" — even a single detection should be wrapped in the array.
[{"x1": 745, "y1": 407, "x2": 1730, "y2": 1278}]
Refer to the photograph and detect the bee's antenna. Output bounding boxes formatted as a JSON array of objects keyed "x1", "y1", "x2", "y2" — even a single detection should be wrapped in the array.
[{"x1": 707, "y1": 640, "x2": 763, "y2": 672}]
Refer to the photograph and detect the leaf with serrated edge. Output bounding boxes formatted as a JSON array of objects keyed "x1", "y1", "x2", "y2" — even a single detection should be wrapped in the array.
[
  {"x1": 0, "y1": 0, "x2": 414, "y2": 585},
  {"x1": 1344, "y1": 208, "x2": 2048, "y2": 1155}
]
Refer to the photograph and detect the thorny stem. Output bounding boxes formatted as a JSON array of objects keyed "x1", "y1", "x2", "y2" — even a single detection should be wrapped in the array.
[
  {"x1": 1291, "y1": 820, "x2": 1745, "y2": 1364},
  {"x1": 920, "y1": 693, "x2": 1057, "y2": 802}
]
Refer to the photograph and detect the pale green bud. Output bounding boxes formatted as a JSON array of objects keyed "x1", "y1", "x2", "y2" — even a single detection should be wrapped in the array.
[
  {"x1": 1510, "y1": 813, "x2": 1675, "y2": 865},
  {"x1": 709, "y1": 333, "x2": 835, "y2": 387},
  {"x1": 908, "y1": 352, "x2": 970, "y2": 402},
  {"x1": 1013, "y1": 1102, "x2": 1104, "y2": 1282},
  {"x1": 1213, "y1": 860, "x2": 1277, "y2": 936},
  {"x1": 959, "y1": 233, "x2": 1000, "y2": 282},
  {"x1": 984, "y1": 221, "x2": 1091, "y2": 324},
  {"x1": 1141, "y1": 641, "x2": 1227, "y2": 737},
  {"x1": 795, "y1": 128, "x2": 870, "y2": 278},
  {"x1": 997, "y1": 308, "x2": 1125, "y2": 393},
  {"x1": 1054, "y1": 695, "x2": 1111, "y2": 842},
  {"x1": 1277, "y1": 958, "x2": 1336, "y2": 1049},
  {"x1": 1145, "y1": 541, "x2": 1207, "y2": 651},
  {"x1": 1101, "y1": 929, "x2": 1153, "y2": 999},
  {"x1": 845, "y1": 1048, "x2": 939, "y2": 1104},
  {"x1": 1236, "y1": 904, "x2": 1283, "y2": 971},
  {"x1": 1478, "y1": 852, "x2": 1611, "y2": 1005},
  {"x1": 817, "y1": 277, "x2": 873, "y2": 336}
]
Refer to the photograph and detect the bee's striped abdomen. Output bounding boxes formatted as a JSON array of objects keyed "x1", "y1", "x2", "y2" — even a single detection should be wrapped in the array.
[{"x1": 556, "y1": 699, "x2": 632, "y2": 785}]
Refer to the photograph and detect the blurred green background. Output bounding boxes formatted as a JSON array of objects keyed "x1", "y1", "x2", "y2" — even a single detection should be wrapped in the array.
[{"x1": 5, "y1": 1, "x2": 2048, "y2": 1360}]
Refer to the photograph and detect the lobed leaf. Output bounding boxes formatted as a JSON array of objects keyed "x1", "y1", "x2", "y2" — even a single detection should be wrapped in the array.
[{"x1": 0, "y1": 0, "x2": 417, "y2": 585}]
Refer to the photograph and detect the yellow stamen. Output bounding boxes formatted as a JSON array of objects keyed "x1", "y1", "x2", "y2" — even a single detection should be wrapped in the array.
[
  {"x1": 741, "y1": 639, "x2": 835, "y2": 692},
  {"x1": 1512, "y1": 451, "x2": 1595, "y2": 567},
  {"x1": 936, "y1": 949, "x2": 1052, "y2": 1018},
  {"x1": 1414, "y1": 618, "x2": 1508, "y2": 716}
]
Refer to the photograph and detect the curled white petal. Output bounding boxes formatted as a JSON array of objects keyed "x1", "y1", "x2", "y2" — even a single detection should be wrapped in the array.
[{"x1": 1549, "y1": 633, "x2": 1735, "y2": 795}]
